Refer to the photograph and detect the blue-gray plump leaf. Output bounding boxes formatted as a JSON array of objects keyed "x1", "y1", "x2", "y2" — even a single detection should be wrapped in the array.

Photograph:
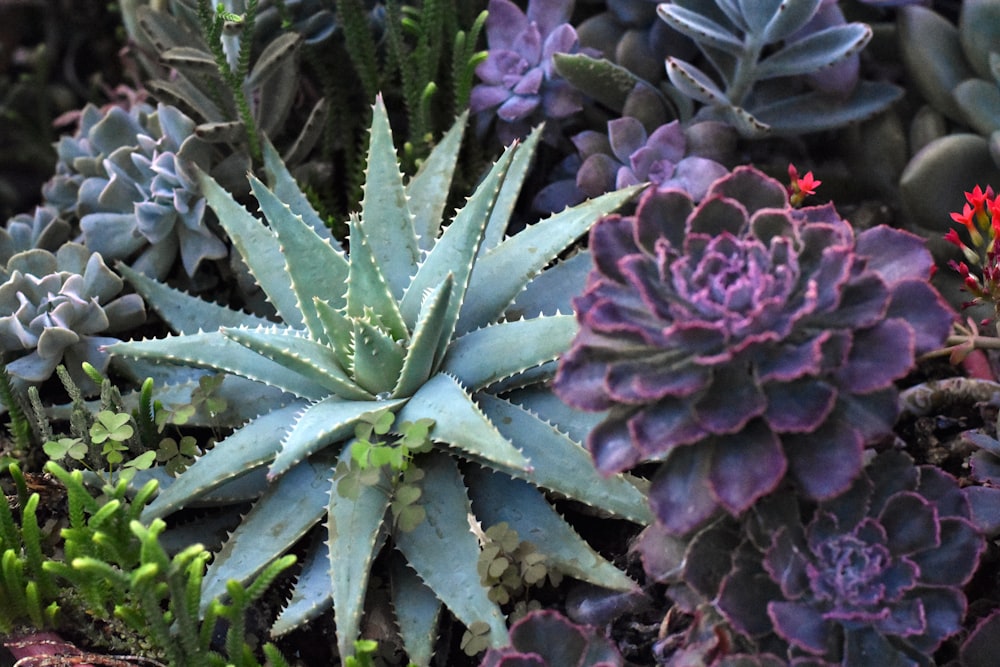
[
  {"x1": 656, "y1": 4, "x2": 744, "y2": 55},
  {"x1": 250, "y1": 175, "x2": 350, "y2": 338},
  {"x1": 466, "y1": 467, "x2": 637, "y2": 591},
  {"x1": 391, "y1": 555, "x2": 441, "y2": 667},
  {"x1": 360, "y1": 95, "x2": 420, "y2": 298},
  {"x1": 398, "y1": 143, "x2": 515, "y2": 332},
  {"x1": 761, "y1": 0, "x2": 823, "y2": 43},
  {"x1": 268, "y1": 395, "x2": 403, "y2": 479},
  {"x1": 407, "y1": 112, "x2": 467, "y2": 249},
  {"x1": 200, "y1": 457, "x2": 332, "y2": 608},
  {"x1": 262, "y1": 136, "x2": 333, "y2": 238},
  {"x1": 953, "y1": 78, "x2": 1000, "y2": 135},
  {"x1": 752, "y1": 81, "x2": 903, "y2": 136},
  {"x1": 328, "y1": 451, "x2": 391, "y2": 659},
  {"x1": 221, "y1": 325, "x2": 371, "y2": 400},
  {"x1": 107, "y1": 331, "x2": 332, "y2": 400},
  {"x1": 459, "y1": 185, "x2": 643, "y2": 332},
  {"x1": 666, "y1": 58, "x2": 731, "y2": 107},
  {"x1": 443, "y1": 315, "x2": 578, "y2": 392},
  {"x1": 393, "y1": 451, "x2": 508, "y2": 647},
  {"x1": 196, "y1": 168, "x2": 301, "y2": 327},
  {"x1": 395, "y1": 373, "x2": 530, "y2": 472},
  {"x1": 392, "y1": 276, "x2": 454, "y2": 398},
  {"x1": 141, "y1": 403, "x2": 303, "y2": 522},
  {"x1": 271, "y1": 538, "x2": 332, "y2": 636},
  {"x1": 477, "y1": 393, "x2": 652, "y2": 524},
  {"x1": 756, "y1": 24, "x2": 871, "y2": 81},
  {"x1": 117, "y1": 263, "x2": 270, "y2": 334}
]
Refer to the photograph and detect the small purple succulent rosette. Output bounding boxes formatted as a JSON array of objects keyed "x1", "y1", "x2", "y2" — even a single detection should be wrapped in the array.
[
  {"x1": 574, "y1": 118, "x2": 729, "y2": 201},
  {"x1": 470, "y1": 0, "x2": 588, "y2": 143},
  {"x1": 553, "y1": 166, "x2": 954, "y2": 535},
  {"x1": 716, "y1": 451, "x2": 985, "y2": 665}
]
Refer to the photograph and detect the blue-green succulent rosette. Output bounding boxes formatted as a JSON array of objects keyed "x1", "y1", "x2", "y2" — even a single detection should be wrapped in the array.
[{"x1": 554, "y1": 166, "x2": 955, "y2": 535}]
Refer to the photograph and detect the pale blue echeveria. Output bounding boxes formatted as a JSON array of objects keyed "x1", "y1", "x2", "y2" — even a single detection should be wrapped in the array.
[
  {"x1": 42, "y1": 102, "x2": 226, "y2": 280},
  {"x1": 0, "y1": 205, "x2": 72, "y2": 265},
  {"x1": 0, "y1": 244, "x2": 145, "y2": 390}
]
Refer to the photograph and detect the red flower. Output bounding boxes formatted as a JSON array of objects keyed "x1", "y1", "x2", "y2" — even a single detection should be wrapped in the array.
[
  {"x1": 787, "y1": 163, "x2": 821, "y2": 207},
  {"x1": 951, "y1": 203, "x2": 976, "y2": 231}
]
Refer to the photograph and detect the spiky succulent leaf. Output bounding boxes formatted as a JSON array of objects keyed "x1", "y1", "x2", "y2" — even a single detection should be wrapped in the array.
[
  {"x1": 262, "y1": 138, "x2": 332, "y2": 238},
  {"x1": 465, "y1": 467, "x2": 636, "y2": 591},
  {"x1": 478, "y1": 393, "x2": 651, "y2": 524},
  {"x1": 359, "y1": 100, "x2": 420, "y2": 298},
  {"x1": 220, "y1": 326, "x2": 370, "y2": 400},
  {"x1": 395, "y1": 374, "x2": 530, "y2": 472},
  {"x1": 270, "y1": 539, "x2": 331, "y2": 636},
  {"x1": 328, "y1": 451, "x2": 393, "y2": 659},
  {"x1": 346, "y1": 212, "x2": 408, "y2": 342},
  {"x1": 107, "y1": 331, "x2": 330, "y2": 399},
  {"x1": 249, "y1": 175, "x2": 350, "y2": 337},
  {"x1": 268, "y1": 397, "x2": 405, "y2": 479},
  {"x1": 459, "y1": 185, "x2": 643, "y2": 332},
  {"x1": 392, "y1": 276, "x2": 455, "y2": 398},
  {"x1": 390, "y1": 555, "x2": 442, "y2": 667},
  {"x1": 394, "y1": 451, "x2": 508, "y2": 648},
  {"x1": 142, "y1": 404, "x2": 302, "y2": 521},
  {"x1": 398, "y1": 142, "x2": 515, "y2": 331},
  {"x1": 116, "y1": 263, "x2": 270, "y2": 334},
  {"x1": 200, "y1": 457, "x2": 332, "y2": 607},
  {"x1": 407, "y1": 112, "x2": 469, "y2": 248},
  {"x1": 195, "y1": 170, "x2": 300, "y2": 327}
]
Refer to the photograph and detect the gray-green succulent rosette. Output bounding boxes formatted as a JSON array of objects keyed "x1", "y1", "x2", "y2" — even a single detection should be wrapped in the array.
[
  {"x1": 42, "y1": 102, "x2": 227, "y2": 280},
  {"x1": 0, "y1": 244, "x2": 145, "y2": 391}
]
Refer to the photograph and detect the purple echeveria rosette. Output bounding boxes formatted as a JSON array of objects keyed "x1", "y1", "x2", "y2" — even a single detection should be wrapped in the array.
[
  {"x1": 716, "y1": 451, "x2": 985, "y2": 665},
  {"x1": 553, "y1": 166, "x2": 955, "y2": 535},
  {"x1": 470, "y1": 0, "x2": 588, "y2": 144}
]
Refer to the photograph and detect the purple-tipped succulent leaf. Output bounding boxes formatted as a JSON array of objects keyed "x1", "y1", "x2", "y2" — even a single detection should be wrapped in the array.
[
  {"x1": 480, "y1": 609, "x2": 624, "y2": 667},
  {"x1": 554, "y1": 166, "x2": 954, "y2": 535}
]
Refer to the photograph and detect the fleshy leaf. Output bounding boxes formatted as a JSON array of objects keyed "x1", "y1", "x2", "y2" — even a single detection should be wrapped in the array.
[
  {"x1": 328, "y1": 450, "x2": 392, "y2": 659},
  {"x1": 459, "y1": 185, "x2": 644, "y2": 332},
  {"x1": 392, "y1": 276, "x2": 454, "y2": 398},
  {"x1": 196, "y1": 167, "x2": 301, "y2": 327},
  {"x1": 407, "y1": 111, "x2": 467, "y2": 249},
  {"x1": 360, "y1": 95, "x2": 420, "y2": 298},
  {"x1": 466, "y1": 467, "x2": 637, "y2": 591},
  {"x1": 141, "y1": 403, "x2": 303, "y2": 521},
  {"x1": 268, "y1": 395, "x2": 403, "y2": 479},
  {"x1": 395, "y1": 374, "x2": 531, "y2": 472},
  {"x1": 106, "y1": 332, "x2": 331, "y2": 400},
  {"x1": 393, "y1": 451, "x2": 508, "y2": 648},
  {"x1": 250, "y1": 175, "x2": 350, "y2": 338},
  {"x1": 200, "y1": 457, "x2": 332, "y2": 607},
  {"x1": 221, "y1": 326, "x2": 371, "y2": 400}
]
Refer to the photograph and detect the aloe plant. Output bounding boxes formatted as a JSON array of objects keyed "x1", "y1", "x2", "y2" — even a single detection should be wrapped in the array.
[{"x1": 106, "y1": 95, "x2": 650, "y2": 664}]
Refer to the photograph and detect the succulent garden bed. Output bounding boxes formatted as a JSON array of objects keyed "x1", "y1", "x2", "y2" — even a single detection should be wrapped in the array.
[{"x1": 1, "y1": 0, "x2": 1000, "y2": 666}]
